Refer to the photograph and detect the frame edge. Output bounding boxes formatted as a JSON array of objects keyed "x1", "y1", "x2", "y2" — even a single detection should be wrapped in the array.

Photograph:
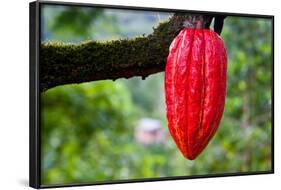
[{"x1": 29, "y1": 1, "x2": 40, "y2": 188}]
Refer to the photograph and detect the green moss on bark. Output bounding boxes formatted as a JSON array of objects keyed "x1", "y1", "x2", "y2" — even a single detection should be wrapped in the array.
[{"x1": 40, "y1": 13, "x2": 212, "y2": 92}]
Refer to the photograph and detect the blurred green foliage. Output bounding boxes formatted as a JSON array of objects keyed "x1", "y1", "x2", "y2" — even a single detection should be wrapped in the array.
[
  {"x1": 50, "y1": 7, "x2": 104, "y2": 38},
  {"x1": 42, "y1": 5, "x2": 120, "y2": 42},
  {"x1": 41, "y1": 6, "x2": 272, "y2": 185}
]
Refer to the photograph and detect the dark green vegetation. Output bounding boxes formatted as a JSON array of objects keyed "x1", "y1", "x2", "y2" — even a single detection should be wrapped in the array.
[{"x1": 41, "y1": 6, "x2": 272, "y2": 185}]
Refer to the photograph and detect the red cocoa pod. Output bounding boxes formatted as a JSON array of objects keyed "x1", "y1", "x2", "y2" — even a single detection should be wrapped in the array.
[{"x1": 165, "y1": 28, "x2": 227, "y2": 160}]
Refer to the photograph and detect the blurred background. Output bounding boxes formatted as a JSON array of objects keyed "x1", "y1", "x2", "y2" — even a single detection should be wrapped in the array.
[{"x1": 40, "y1": 5, "x2": 272, "y2": 185}]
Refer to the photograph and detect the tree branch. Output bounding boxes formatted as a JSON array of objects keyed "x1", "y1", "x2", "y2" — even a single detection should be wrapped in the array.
[{"x1": 40, "y1": 13, "x2": 213, "y2": 92}]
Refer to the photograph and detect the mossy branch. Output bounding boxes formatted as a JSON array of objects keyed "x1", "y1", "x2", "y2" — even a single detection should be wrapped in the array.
[{"x1": 40, "y1": 14, "x2": 213, "y2": 92}]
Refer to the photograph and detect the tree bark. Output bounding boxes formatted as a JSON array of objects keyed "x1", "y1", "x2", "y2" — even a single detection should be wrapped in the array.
[{"x1": 40, "y1": 13, "x2": 213, "y2": 92}]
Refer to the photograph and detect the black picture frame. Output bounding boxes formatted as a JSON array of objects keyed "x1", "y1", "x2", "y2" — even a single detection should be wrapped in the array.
[{"x1": 29, "y1": 0, "x2": 274, "y2": 188}]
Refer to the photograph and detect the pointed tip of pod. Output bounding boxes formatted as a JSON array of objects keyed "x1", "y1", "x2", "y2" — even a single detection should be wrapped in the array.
[
  {"x1": 182, "y1": 152, "x2": 199, "y2": 160},
  {"x1": 180, "y1": 147, "x2": 205, "y2": 160},
  {"x1": 185, "y1": 156, "x2": 197, "y2": 160}
]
